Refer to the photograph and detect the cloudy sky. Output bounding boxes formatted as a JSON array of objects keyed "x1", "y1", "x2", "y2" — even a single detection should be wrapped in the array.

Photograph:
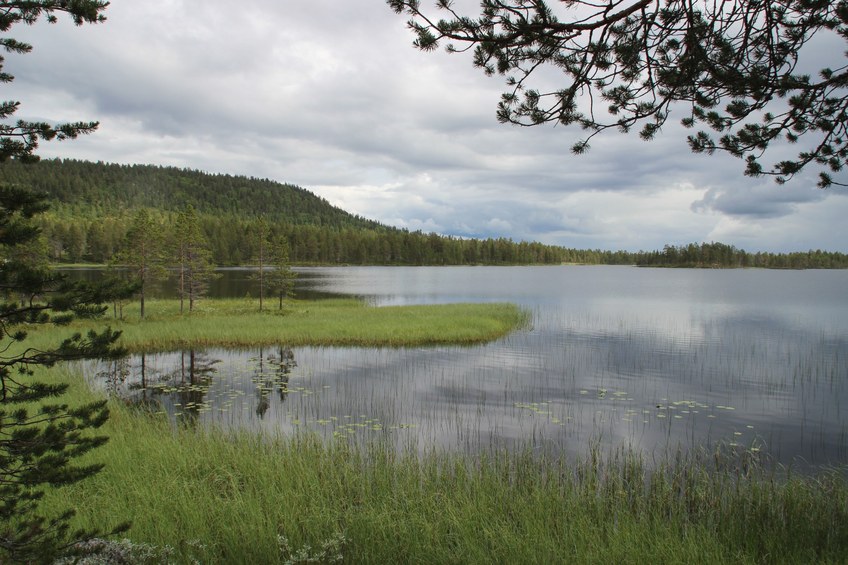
[{"x1": 6, "y1": 1, "x2": 848, "y2": 252}]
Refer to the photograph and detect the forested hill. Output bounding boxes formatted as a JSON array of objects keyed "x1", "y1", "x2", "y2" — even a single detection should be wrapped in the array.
[
  {"x1": 2, "y1": 159, "x2": 845, "y2": 268},
  {"x1": 0, "y1": 158, "x2": 383, "y2": 229},
  {"x1": 0, "y1": 158, "x2": 584, "y2": 265}
]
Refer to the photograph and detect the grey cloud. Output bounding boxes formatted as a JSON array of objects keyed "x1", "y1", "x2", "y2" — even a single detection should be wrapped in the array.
[
  {"x1": 5, "y1": 0, "x2": 848, "y2": 252},
  {"x1": 691, "y1": 179, "x2": 831, "y2": 219}
]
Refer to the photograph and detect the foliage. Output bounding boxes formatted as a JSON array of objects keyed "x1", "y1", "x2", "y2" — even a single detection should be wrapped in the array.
[
  {"x1": 249, "y1": 217, "x2": 298, "y2": 311},
  {"x1": 112, "y1": 209, "x2": 167, "y2": 319},
  {"x1": 172, "y1": 205, "x2": 217, "y2": 313},
  {"x1": 636, "y1": 241, "x2": 848, "y2": 268},
  {"x1": 0, "y1": 185, "x2": 128, "y2": 563},
  {"x1": 0, "y1": 2, "x2": 107, "y2": 162},
  {"x1": 250, "y1": 216, "x2": 271, "y2": 311},
  {"x1": 389, "y1": 0, "x2": 848, "y2": 187},
  {"x1": 0, "y1": 159, "x2": 845, "y2": 269},
  {"x1": 278, "y1": 531, "x2": 346, "y2": 565},
  {"x1": 0, "y1": 158, "x2": 580, "y2": 266},
  {"x1": 265, "y1": 233, "x2": 297, "y2": 310},
  {"x1": 0, "y1": 158, "x2": 380, "y2": 228}
]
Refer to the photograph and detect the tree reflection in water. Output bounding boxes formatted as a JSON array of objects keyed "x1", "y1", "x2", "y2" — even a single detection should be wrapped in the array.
[
  {"x1": 170, "y1": 350, "x2": 220, "y2": 426},
  {"x1": 254, "y1": 346, "x2": 297, "y2": 418},
  {"x1": 96, "y1": 347, "x2": 299, "y2": 423}
]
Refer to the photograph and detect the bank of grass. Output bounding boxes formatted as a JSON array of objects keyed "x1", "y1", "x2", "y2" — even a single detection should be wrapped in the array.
[
  {"x1": 41, "y1": 372, "x2": 848, "y2": 564},
  {"x1": 26, "y1": 297, "x2": 529, "y2": 353}
]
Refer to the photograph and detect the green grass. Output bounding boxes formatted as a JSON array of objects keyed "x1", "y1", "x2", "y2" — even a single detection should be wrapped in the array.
[
  {"x1": 24, "y1": 299, "x2": 848, "y2": 563},
  {"x1": 41, "y1": 371, "x2": 848, "y2": 564},
  {"x1": 25, "y1": 298, "x2": 529, "y2": 353}
]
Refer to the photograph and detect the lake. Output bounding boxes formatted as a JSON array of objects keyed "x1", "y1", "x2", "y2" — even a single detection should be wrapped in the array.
[{"x1": 79, "y1": 265, "x2": 848, "y2": 469}]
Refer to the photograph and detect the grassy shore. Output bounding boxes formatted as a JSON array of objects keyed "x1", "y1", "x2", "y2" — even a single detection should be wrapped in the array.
[
  {"x1": 40, "y1": 371, "x2": 848, "y2": 564},
  {"x1": 23, "y1": 299, "x2": 848, "y2": 563}
]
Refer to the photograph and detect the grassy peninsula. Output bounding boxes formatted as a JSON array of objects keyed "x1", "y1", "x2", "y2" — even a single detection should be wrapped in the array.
[{"x1": 52, "y1": 298, "x2": 529, "y2": 352}]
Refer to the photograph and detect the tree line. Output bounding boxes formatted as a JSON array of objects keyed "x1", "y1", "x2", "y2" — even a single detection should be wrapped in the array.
[
  {"x1": 39, "y1": 211, "x2": 607, "y2": 266},
  {"x1": 110, "y1": 208, "x2": 296, "y2": 317},
  {"x1": 634, "y1": 242, "x2": 848, "y2": 269},
  {"x1": 38, "y1": 213, "x2": 848, "y2": 269}
]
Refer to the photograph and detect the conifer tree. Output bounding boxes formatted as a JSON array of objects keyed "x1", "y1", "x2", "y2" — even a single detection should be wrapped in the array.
[
  {"x1": 0, "y1": 185, "x2": 129, "y2": 562},
  {"x1": 113, "y1": 209, "x2": 166, "y2": 319},
  {"x1": 172, "y1": 205, "x2": 216, "y2": 312},
  {"x1": 250, "y1": 216, "x2": 271, "y2": 311},
  {"x1": 0, "y1": 2, "x2": 129, "y2": 562},
  {"x1": 266, "y1": 234, "x2": 297, "y2": 310},
  {"x1": 389, "y1": 0, "x2": 848, "y2": 187},
  {"x1": 0, "y1": 2, "x2": 109, "y2": 163}
]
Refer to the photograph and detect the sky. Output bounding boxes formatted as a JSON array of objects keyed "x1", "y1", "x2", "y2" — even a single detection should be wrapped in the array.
[{"x1": 5, "y1": 1, "x2": 848, "y2": 253}]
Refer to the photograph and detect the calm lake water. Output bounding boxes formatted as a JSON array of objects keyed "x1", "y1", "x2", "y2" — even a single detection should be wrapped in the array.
[{"x1": 79, "y1": 266, "x2": 848, "y2": 468}]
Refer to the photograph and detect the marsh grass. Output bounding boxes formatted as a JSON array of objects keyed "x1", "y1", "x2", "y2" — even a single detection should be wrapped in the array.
[
  {"x1": 38, "y1": 369, "x2": 848, "y2": 564},
  {"x1": 23, "y1": 297, "x2": 848, "y2": 563},
  {"x1": 22, "y1": 298, "x2": 528, "y2": 354}
]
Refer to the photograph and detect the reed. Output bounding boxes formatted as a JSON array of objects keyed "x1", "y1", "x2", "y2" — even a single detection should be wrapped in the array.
[{"x1": 42, "y1": 368, "x2": 848, "y2": 565}]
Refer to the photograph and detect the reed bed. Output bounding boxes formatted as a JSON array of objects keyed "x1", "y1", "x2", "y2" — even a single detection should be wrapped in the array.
[{"x1": 39, "y1": 368, "x2": 848, "y2": 565}]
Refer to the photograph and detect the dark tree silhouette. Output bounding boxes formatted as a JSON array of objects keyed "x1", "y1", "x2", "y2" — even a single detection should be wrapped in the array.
[
  {"x1": 0, "y1": 186, "x2": 129, "y2": 562},
  {"x1": 0, "y1": 2, "x2": 130, "y2": 562},
  {"x1": 0, "y1": 1, "x2": 108, "y2": 163},
  {"x1": 388, "y1": 0, "x2": 848, "y2": 187}
]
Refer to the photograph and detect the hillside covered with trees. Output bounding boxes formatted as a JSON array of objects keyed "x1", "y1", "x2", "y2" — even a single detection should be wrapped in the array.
[
  {"x1": 1, "y1": 159, "x2": 846, "y2": 269},
  {"x1": 0, "y1": 159, "x2": 609, "y2": 265}
]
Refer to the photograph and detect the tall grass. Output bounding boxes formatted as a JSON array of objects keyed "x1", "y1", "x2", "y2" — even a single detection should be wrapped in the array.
[
  {"x1": 107, "y1": 298, "x2": 523, "y2": 350},
  {"x1": 41, "y1": 369, "x2": 848, "y2": 564},
  {"x1": 21, "y1": 298, "x2": 529, "y2": 354},
  {"x1": 24, "y1": 298, "x2": 848, "y2": 563}
]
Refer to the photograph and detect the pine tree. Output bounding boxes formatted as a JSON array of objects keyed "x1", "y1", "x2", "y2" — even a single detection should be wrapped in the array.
[
  {"x1": 0, "y1": 2, "x2": 108, "y2": 163},
  {"x1": 389, "y1": 0, "x2": 848, "y2": 187},
  {"x1": 172, "y1": 205, "x2": 216, "y2": 313},
  {"x1": 0, "y1": 3, "x2": 130, "y2": 562},
  {"x1": 0, "y1": 185, "x2": 129, "y2": 562},
  {"x1": 113, "y1": 209, "x2": 167, "y2": 319},
  {"x1": 265, "y1": 234, "x2": 297, "y2": 310},
  {"x1": 250, "y1": 217, "x2": 271, "y2": 311}
]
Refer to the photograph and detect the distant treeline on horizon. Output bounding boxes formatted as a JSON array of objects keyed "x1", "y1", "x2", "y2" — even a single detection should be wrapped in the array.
[{"x1": 1, "y1": 158, "x2": 845, "y2": 269}]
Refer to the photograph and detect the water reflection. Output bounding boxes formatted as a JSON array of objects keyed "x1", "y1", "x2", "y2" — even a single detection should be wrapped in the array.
[
  {"x1": 97, "y1": 350, "x2": 221, "y2": 427},
  {"x1": 253, "y1": 346, "x2": 297, "y2": 418},
  {"x1": 87, "y1": 310, "x2": 848, "y2": 470},
  {"x1": 79, "y1": 266, "x2": 848, "y2": 470}
]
